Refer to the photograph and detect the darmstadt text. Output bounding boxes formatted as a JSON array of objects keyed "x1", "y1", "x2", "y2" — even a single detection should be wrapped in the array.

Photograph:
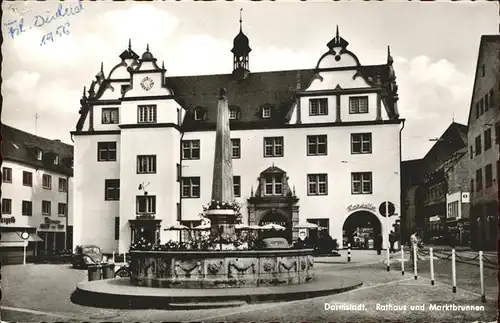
[{"x1": 325, "y1": 303, "x2": 366, "y2": 311}]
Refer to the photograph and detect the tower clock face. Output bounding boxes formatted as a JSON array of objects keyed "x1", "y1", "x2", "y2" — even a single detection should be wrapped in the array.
[{"x1": 140, "y1": 77, "x2": 154, "y2": 91}]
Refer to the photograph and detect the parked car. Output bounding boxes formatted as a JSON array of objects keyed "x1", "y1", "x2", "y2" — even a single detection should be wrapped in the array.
[{"x1": 72, "y1": 245, "x2": 104, "y2": 269}]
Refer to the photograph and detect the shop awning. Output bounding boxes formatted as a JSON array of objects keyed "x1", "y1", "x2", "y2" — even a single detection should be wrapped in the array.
[{"x1": 0, "y1": 232, "x2": 43, "y2": 247}]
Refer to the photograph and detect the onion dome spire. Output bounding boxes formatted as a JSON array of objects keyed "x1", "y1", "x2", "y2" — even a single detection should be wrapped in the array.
[
  {"x1": 119, "y1": 38, "x2": 139, "y2": 61},
  {"x1": 231, "y1": 8, "x2": 251, "y2": 56},
  {"x1": 327, "y1": 25, "x2": 349, "y2": 50},
  {"x1": 141, "y1": 43, "x2": 155, "y2": 60},
  {"x1": 387, "y1": 45, "x2": 394, "y2": 65}
]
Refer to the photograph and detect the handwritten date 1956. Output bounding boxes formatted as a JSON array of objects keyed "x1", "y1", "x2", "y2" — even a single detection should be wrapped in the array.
[{"x1": 40, "y1": 22, "x2": 71, "y2": 46}]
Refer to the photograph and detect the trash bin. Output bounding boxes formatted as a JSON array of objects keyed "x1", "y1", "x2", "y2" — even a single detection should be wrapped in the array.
[
  {"x1": 102, "y1": 264, "x2": 115, "y2": 279},
  {"x1": 87, "y1": 265, "x2": 102, "y2": 281}
]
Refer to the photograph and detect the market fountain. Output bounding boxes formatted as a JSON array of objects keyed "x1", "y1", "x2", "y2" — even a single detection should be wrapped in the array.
[{"x1": 72, "y1": 88, "x2": 362, "y2": 309}]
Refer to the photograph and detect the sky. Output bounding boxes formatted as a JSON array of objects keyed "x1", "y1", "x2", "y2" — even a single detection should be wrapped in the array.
[{"x1": 1, "y1": 1, "x2": 497, "y2": 161}]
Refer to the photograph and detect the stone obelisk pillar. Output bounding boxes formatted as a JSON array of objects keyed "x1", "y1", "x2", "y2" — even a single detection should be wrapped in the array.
[{"x1": 205, "y1": 88, "x2": 236, "y2": 241}]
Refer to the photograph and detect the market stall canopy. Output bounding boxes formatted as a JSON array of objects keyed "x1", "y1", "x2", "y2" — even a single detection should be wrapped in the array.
[
  {"x1": 164, "y1": 222, "x2": 189, "y2": 231},
  {"x1": 235, "y1": 224, "x2": 249, "y2": 230},
  {"x1": 193, "y1": 223, "x2": 211, "y2": 230},
  {"x1": 295, "y1": 222, "x2": 319, "y2": 229},
  {"x1": 260, "y1": 223, "x2": 286, "y2": 231}
]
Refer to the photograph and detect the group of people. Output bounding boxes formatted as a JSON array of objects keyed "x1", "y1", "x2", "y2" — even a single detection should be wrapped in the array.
[{"x1": 372, "y1": 230, "x2": 398, "y2": 255}]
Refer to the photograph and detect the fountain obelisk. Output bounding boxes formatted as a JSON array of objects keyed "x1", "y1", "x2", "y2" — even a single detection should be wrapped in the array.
[{"x1": 205, "y1": 88, "x2": 237, "y2": 241}]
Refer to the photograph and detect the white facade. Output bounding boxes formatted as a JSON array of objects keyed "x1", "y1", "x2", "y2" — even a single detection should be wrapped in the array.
[
  {"x1": 73, "y1": 33, "x2": 403, "y2": 252},
  {"x1": 1, "y1": 160, "x2": 73, "y2": 249}
]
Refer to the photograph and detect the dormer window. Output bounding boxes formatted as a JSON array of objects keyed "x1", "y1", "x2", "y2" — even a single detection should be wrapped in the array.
[
  {"x1": 54, "y1": 155, "x2": 59, "y2": 165},
  {"x1": 194, "y1": 108, "x2": 206, "y2": 121},
  {"x1": 229, "y1": 107, "x2": 238, "y2": 120},
  {"x1": 36, "y1": 149, "x2": 43, "y2": 161},
  {"x1": 262, "y1": 106, "x2": 271, "y2": 119}
]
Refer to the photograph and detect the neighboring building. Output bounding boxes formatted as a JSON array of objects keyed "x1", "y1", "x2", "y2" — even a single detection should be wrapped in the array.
[
  {"x1": 72, "y1": 25, "x2": 404, "y2": 254},
  {"x1": 466, "y1": 35, "x2": 500, "y2": 251},
  {"x1": 401, "y1": 158, "x2": 423, "y2": 243},
  {"x1": 416, "y1": 122, "x2": 471, "y2": 245},
  {"x1": 1, "y1": 125, "x2": 74, "y2": 264}
]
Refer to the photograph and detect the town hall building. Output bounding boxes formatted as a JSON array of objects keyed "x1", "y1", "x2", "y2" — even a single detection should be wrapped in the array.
[{"x1": 71, "y1": 21, "x2": 404, "y2": 253}]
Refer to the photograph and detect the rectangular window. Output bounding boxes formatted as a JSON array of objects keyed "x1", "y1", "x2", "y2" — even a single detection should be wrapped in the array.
[
  {"x1": 479, "y1": 98, "x2": 484, "y2": 115},
  {"x1": 262, "y1": 106, "x2": 271, "y2": 119},
  {"x1": 476, "y1": 169, "x2": 483, "y2": 192},
  {"x1": 176, "y1": 163, "x2": 181, "y2": 182},
  {"x1": 181, "y1": 177, "x2": 200, "y2": 198},
  {"x1": 229, "y1": 108, "x2": 238, "y2": 120},
  {"x1": 351, "y1": 172, "x2": 373, "y2": 194},
  {"x1": 485, "y1": 93, "x2": 490, "y2": 111},
  {"x1": 58, "y1": 203, "x2": 67, "y2": 216},
  {"x1": 485, "y1": 164, "x2": 493, "y2": 188},
  {"x1": 97, "y1": 142, "x2": 117, "y2": 161},
  {"x1": 476, "y1": 103, "x2": 480, "y2": 119},
  {"x1": 42, "y1": 174, "x2": 52, "y2": 189},
  {"x1": 351, "y1": 133, "x2": 372, "y2": 154},
  {"x1": 137, "y1": 155, "x2": 157, "y2": 174},
  {"x1": 307, "y1": 174, "x2": 328, "y2": 195},
  {"x1": 102, "y1": 108, "x2": 119, "y2": 124},
  {"x1": 136, "y1": 195, "x2": 156, "y2": 214},
  {"x1": 105, "y1": 179, "x2": 120, "y2": 201},
  {"x1": 309, "y1": 98, "x2": 328, "y2": 116},
  {"x1": 264, "y1": 175, "x2": 283, "y2": 196},
  {"x1": 182, "y1": 140, "x2": 200, "y2": 160},
  {"x1": 22, "y1": 200, "x2": 32, "y2": 216},
  {"x1": 1, "y1": 199, "x2": 12, "y2": 214},
  {"x1": 231, "y1": 139, "x2": 241, "y2": 159},
  {"x1": 349, "y1": 96, "x2": 369, "y2": 114},
  {"x1": 58, "y1": 178, "x2": 68, "y2": 192},
  {"x1": 114, "y1": 217, "x2": 120, "y2": 240},
  {"x1": 263, "y1": 137, "x2": 284, "y2": 157},
  {"x1": 42, "y1": 200, "x2": 51, "y2": 215},
  {"x1": 307, "y1": 135, "x2": 327, "y2": 156},
  {"x1": 484, "y1": 128, "x2": 492, "y2": 150},
  {"x1": 138, "y1": 105, "x2": 157, "y2": 123},
  {"x1": 23, "y1": 171, "x2": 33, "y2": 187},
  {"x1": 2, "y1": 167, "x2": 12, "y2": 183},
  {"x1": 470, "y1": 146, "x2": 473, "y2": 159},
  {"x1": 233, "y1": 176, "x2": 241, "y2": 197},
  {"x1": 475, "y1": 136, "x2": 482, "y2": 155},
  {"x1": 470, "y1": 179, "x2": 474, "y2": 193}
]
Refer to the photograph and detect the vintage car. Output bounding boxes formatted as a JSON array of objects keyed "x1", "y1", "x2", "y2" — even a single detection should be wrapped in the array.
[{"x1": 71, "y1": 245, "x2": 104, "y2": 269}]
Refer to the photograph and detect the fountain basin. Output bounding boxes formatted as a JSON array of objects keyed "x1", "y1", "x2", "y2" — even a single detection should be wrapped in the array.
[{"x1": 130, "y1": 249, "x2": 314, "y2": 289}]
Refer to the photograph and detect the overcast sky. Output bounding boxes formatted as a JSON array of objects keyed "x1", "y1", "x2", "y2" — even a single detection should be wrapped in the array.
[{"x1": 2, "y1": 1, "x2": 497, "y2": 160}]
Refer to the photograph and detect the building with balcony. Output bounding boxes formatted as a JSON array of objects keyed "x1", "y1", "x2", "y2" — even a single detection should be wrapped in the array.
[
  {"x1": 71, "y1": 24, "x2": 404, "y2": 254},
  {"x1": 1, "y1": 125, "x2": 74, "y2": 264},
  {"x1": 466, "y1": 35, "x2": 500, "y2": 251}
]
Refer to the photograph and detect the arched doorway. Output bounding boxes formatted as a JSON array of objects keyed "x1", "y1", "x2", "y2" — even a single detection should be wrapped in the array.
[
  {"x1": 259, "y1": 210, "x2": 291, "y2": 242},
  {"x1": 342, "y1": 211, "x2": 381, "y2": 249}
]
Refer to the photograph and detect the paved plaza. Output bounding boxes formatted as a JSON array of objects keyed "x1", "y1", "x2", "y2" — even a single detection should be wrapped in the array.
[{"x1": 1, "y1": 250, "x2": 497, "y2": 322}]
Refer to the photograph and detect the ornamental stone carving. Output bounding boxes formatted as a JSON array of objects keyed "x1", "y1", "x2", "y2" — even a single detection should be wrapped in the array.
[
  {"x1": 207, "y1": 261, "x2": 223, "y2": 275},
  {"x1": 174, "y1": 261, "x2": 202, "y2": 278}
]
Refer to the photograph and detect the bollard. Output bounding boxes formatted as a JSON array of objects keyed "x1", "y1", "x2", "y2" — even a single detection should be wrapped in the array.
[
  {"x1": 347, "y1": 243, "x2": 351, "y2": 262},
  {"x1": 112, "y1": 251, "x2": 115, "y2": 263},
  {"x1": 430, "y1": 247, "x2": 434, "y2": 285},
  {"x1": 451, "y1": 249, "x2": 456, "y2": 293},
  {"x1": 479, "y1": 251, "x2": 486, "y2": 303},
  {"x1": 123, "y1": 252, "x2": 126, "y2": 264},
  {"x1": 386, "y1": 244, "x2": 390, "y2": 272},
  {"x1": 401, "y1": 245, "x2": 404, "y2": 275},
  {"x1": 413, "y1": 245, "x2": 418, "y2": 280}
]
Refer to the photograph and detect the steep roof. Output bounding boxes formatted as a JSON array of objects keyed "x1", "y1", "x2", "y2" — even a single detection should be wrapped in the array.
[
  {"x1": 466, "y1": 35, "x2": 500, "y2": 127},
  {"x1": 1, "y1": 124, "x2": 73, "y2": 176},
  {"x1": 167, "y1": 65, "x2": 393, "y2": 131}
]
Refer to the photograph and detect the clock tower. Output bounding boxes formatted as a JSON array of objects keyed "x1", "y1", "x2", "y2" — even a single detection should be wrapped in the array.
[{"x1": 231, "y1": 9, "x2": 251, "y2": 81}]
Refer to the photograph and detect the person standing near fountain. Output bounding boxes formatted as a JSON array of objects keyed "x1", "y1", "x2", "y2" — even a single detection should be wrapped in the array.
[{"x1": 203, "y1": 88, "x2": 240, "y2": 248}]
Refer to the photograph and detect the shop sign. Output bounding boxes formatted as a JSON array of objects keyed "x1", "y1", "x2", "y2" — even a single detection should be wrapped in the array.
[
  {"x1": 429, "y1": 215, "x2": 441, "y2": 222},
  {"x1": 0, "y1": 216, "x2": 16, "y2": 225},
  {"x1": 44, "y1": 217, "x2": 61, "y2": 224},
  {"x1": 347, "y1": 203, "x2": 376, "y2": 212},
  {"x1": 461, "y1": 192, "x2": 470, "y2": 203}
]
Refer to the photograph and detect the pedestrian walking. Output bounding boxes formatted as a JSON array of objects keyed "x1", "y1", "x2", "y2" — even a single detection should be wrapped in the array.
[
  {"x1": 389, "y1": 230, "x2": 396, "y2": 253},
  {"x1": 375, "y1": 233, "x2": 382, "y2": 255}
]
